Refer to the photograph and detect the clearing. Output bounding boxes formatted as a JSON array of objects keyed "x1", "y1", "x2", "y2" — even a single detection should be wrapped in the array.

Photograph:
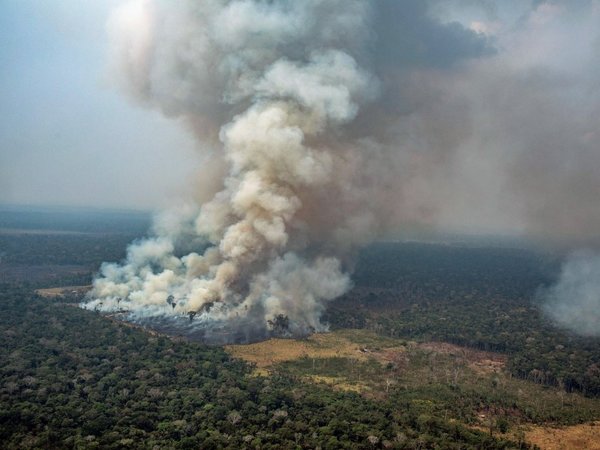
[
  {"x1": 525, "y1": 421, "x2": 600, "y2": 450},
  {"x1": 225, "y1": 328, "x2": 404, "y2": 368},
  {"x1": 35, "y1": 285, "x2": 92, "y2": 298},
  {"x1": 226, "y1": 329, "x2": 600, "y2": 449}
]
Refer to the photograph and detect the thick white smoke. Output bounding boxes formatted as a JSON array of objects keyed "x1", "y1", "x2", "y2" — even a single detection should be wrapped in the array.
[
  {"x1": 83, "y1": 0, "x2": 379, "y2": 340},
  {"x1": 82, "y1": 0, "x2": 600, "y2": 341},
  {"x1": 541, "y1": 251, "x2": 600, "y2": 337}
]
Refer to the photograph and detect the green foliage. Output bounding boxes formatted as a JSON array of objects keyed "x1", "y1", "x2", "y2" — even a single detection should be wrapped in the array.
[
  {"x1": 0, "y1": 232, "x2": 137, "y2": 268},
  {"x1": 276, "y1": 336, "x2": 600, "y2": 428},
  {"x1": 0, "y1": 207, "x2": 150, "y2": 234},
  {"x1": 0, "y1": 207, "x2": 148, "y2": 287},
  {"x1": 1, "y1": 212, "x2": 591, "y2": 447},
  {"x1": 326, "y1": 242, "x2": 600, "y2": 398},
  {"x1": 0, "y1": 285, "x2": 529, "y2": 449}
]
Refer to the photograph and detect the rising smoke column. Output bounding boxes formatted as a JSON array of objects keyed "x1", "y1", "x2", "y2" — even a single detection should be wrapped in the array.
[
  {"x1": 83, "y1": 0, "x2": 380, "y2": 339},
  {"x1": 540, "y1": 251, "x2": 600, "y2": 337},
  {"x1": 83, "y1": 1, "x2": 600, "y2": 341}
]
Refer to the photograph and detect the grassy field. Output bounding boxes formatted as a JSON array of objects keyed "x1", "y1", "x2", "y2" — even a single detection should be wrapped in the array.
[
  {"x1": 225, "y1": 329, "x2": 404, "y2": 367},
  {"x1": 524, "y1": 421, "x2": 600, "y2": 450}
]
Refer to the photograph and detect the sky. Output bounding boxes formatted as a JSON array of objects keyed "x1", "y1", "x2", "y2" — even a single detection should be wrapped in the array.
[
  {"x1": 0, "y1": 0, "x2": 515, "y2": 213},
  {"x1": 0, "y1": 0, "x2": 198, "y2": 211},
  {"x1": 1, "y1": 0, "x2": 599, "y2": 240}
]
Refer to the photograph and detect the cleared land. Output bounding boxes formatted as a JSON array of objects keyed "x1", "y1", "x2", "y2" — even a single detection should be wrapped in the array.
[
  {"x1": 35, "y1": 285, "x2": 92, "y2": 298},
  {"x1": 525, "y1": 422, "x2": 600, "y2": 450},
  {"x1": 225, "y1": 329, "x2": 404, "y2": 367},
  {"x1": 227, "y1": 329, "x2": 600, "y2": 449}
]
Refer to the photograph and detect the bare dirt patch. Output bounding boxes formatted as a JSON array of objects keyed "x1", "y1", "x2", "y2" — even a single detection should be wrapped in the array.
[{"x1": 525, "y1": 421, "x2": 600, "y2": 450}]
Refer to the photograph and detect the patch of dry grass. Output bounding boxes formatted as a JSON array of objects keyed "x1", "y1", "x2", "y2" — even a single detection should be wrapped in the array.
[
  {"x1": 417, "y1": 341, "x2": 507, "y2": 375},
  {"x1": 35, "y1": 285, "x2": 92, "y2": 298},
  {"x1": 225, "y1": 329, "x2": 404, "y2": 368},
  {"x1": 524, "y1": 421, "x2": 600, "y2": 450},
  {"x1": 306, "y1": 375, "x2": 368, "y2": 393}
]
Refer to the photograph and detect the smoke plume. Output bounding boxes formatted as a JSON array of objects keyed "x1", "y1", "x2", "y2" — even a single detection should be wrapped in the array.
[
  {"x1": 82, "y1": 0, "x2": 600, "y2": 341},
  {"x1": 541, "y1": 251, "x2": 600, "y2": 337},
  {"x1": 84, "y1": 0, "x2": 386, "y2": 341}
]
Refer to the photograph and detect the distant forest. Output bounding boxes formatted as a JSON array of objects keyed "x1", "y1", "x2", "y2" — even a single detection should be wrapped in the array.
[
  {"x1": 327, "y1": 242, "x2": 600, "y2": 398},
  {"x1": 1, "y1": 207, "x2": 599, "y2": 448}
]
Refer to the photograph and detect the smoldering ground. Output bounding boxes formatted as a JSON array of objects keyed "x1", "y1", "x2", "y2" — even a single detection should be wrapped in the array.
[{"x1": 82, "y1": 0, "x2": 600, "y2": 342}]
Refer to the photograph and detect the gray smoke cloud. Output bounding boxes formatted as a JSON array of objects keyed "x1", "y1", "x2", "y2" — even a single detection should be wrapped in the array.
[
  {"x1": 83, "y1": 0, "x2": 385, "y2": 340},
  {"x1": 82, "y1": 0, "x2": 600, "y2": 341},
  {"x1": 541, "y1": 251, "x2": 600, "y2": 336},
  {"x1": 373, "y1": 1, "x2": 600, "y2": 237}
]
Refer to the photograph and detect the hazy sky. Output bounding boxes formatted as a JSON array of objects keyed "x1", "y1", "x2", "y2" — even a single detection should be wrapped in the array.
[
  {"x1": 0, "y1": 0, "x2": 198, "y2": 210},
  {"x1": 0, "y1": 0, "x2": 527, "y2": 212},
  {"x1": 1, "y1": 0, "x2": 599, "y2": 240}
]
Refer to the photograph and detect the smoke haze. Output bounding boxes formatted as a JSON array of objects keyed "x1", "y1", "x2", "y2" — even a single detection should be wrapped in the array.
[
  {"x1": 79, "y1": 0, "x2": 600, "y2": 341},
  {"x1": 541, "y1": 251, "x2": 600, "y2": 336}
]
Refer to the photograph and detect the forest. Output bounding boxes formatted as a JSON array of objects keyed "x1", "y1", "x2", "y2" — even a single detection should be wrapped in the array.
[
  {"x1": 0, "y1": 284, "x2": 528, "y2": 449},
  {"x1": 1, "y1": 208, "x2": 599, "y2": 448},
  {"x1": 325, "y1": 242, "x2": 600, "y2": 398}
]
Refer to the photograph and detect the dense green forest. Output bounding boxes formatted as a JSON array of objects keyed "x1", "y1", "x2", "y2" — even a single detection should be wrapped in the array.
[
  {"x1": 0, "y1": 205, "x2": 150, "y2": 234},
  {"x1": 325, "y1": 242, "x2": 600, "y2": 398},
  {"x1": 0, "y1": 208, "x2": 146, "y2": 287},
  {"x1": 2, "y1": 208, "x2": 600, "y2": 448},
  {"x1": 0, "y1": 285, "x2": 527, "y2": 449},
  {"x1": 0, "y1": 233, "x2": 138, "y2": 267}
]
